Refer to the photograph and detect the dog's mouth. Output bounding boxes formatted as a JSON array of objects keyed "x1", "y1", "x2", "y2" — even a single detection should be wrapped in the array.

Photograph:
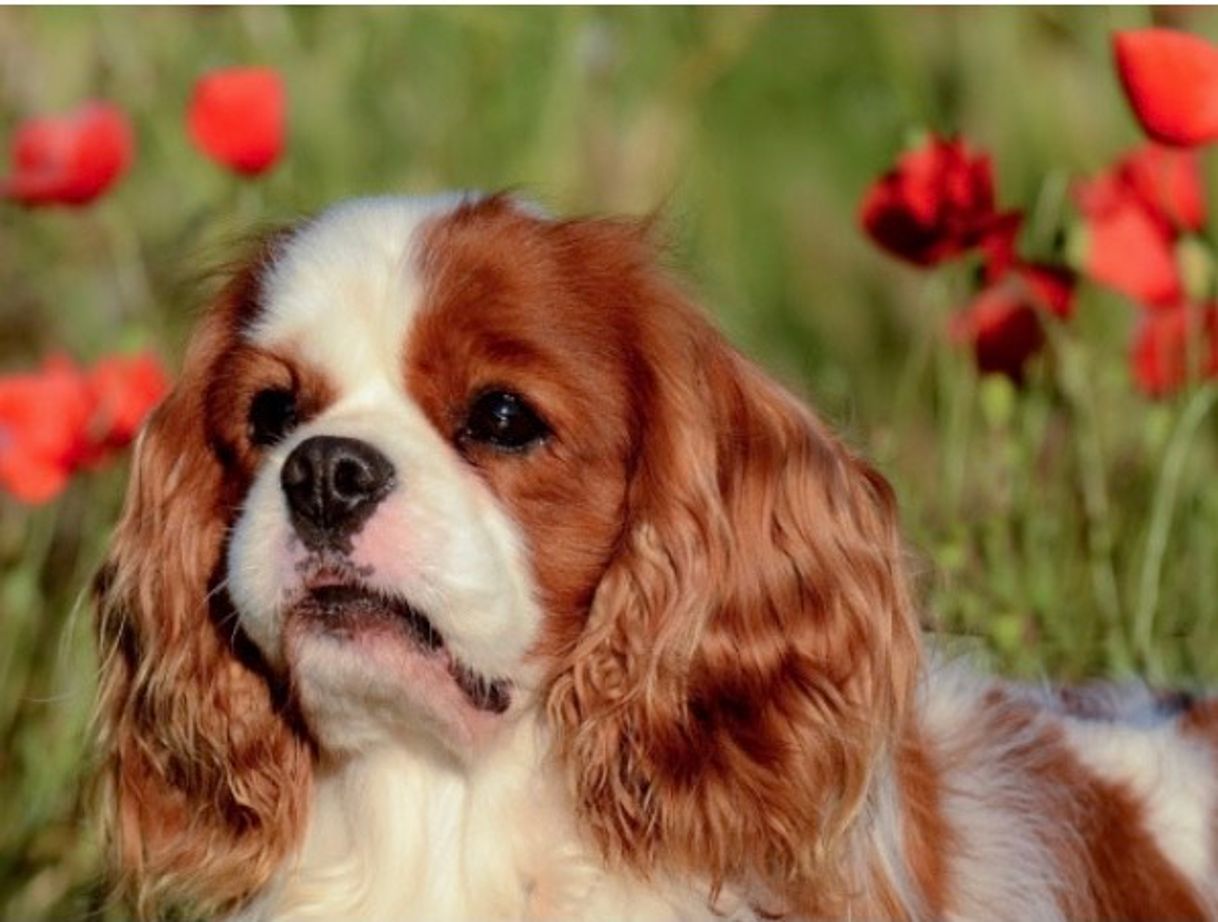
[{"x1": 291, "y1": 581, "x2": 512, "y2": 715}]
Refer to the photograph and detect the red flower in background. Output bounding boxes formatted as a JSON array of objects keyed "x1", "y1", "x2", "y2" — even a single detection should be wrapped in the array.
[
  {"x1": 1114, "y1": 29, "x2": 1218, "y2": 147},
  {"x1": 1117, "y1": 144, "x2": 1206, "y2": 233},
  {"x1": 1015, "y1": 263, "x2": 1076, "y2": 321},
  {"x1": 1073, "y1": 145, "x2": 1203, "y2": 308},
  {"x1": 951, "y1": 283, "x2": 1046, "y2": 381},
  {"x1": 0, "y1": 352, "x2": 168, "y2": 504},
  {"x1": 858, "y1": 36, "x2": 1218, "y2": 397},
  {"x1": 938, "y1": 209, "x2": 1075, "y2": 379},
  {"x1": 860, "y1": 138, "x2": 1077, "y2": 381},
  {"x1": 187, "y1": 67, "x2": 285, "y2": 176},
  {"x1": 1109, "y1": 33, "x2": 1218, "y2": 397},
  {"x1": 82, "y1": 354, "x2": 169, "y2": 459},
  {"x1": 0, "y1": 359, "x2": 95, "y2": 503},
  {"x1": 1130, "y1": 305, "x2": 1218, "y2": 397},
  {"x1": 980, "y1": 211, "x2": 1077, "y2": 320},
  {"x1": 1, "y1": 102, "x2": 133, "y2": 207},
  {"x1": 978, "y1": 210, "x2": 1023, "y2": 281},
  {"x1": 952, "y1": 216, "x2": 1077, "y2": 380},
  {"x1": 860, "y1": 135, "x2": 996, "y2": 266}
]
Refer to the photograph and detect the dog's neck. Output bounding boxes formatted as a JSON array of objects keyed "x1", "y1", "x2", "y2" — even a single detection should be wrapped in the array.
[
  {"x1": 235, "y1": 710, "x2": 752, "y2": 922},
  {"x1": 230, "y1": 706, "x2": 940, "y2": 922},
  {"x1": 229, "y1": 695, "x2": 991, "y2": 922}
]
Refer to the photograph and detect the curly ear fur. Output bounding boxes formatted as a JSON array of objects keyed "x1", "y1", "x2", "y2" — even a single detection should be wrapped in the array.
[
  {"x1": 93, "y1": 267, "x2": 312, "y2": 919},
  {"x1": 547, "y1": 277, "x2": 920, "y2": 915}
]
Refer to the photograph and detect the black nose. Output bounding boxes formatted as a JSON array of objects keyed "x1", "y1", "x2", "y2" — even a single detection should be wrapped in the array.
[{"x1": 281, "y1": 436, "x2": 395, "y2": 549}]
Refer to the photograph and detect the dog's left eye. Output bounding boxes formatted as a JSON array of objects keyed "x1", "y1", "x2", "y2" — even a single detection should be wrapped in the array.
[
  {"x1": 249, "y1": 388, "x2": 298, "y2": 447},
  {"x1": 461, "y1": 390, "x2": 549, "y2": 452}
]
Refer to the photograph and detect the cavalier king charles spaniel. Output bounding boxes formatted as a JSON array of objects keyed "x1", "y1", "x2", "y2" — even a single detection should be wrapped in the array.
[{"x1": 94, "y1": 193, "x2": 1218, "y2": 921}]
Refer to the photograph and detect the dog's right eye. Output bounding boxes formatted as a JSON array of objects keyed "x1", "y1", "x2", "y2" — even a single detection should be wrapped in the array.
[
  {"x1": 249, "y1": 388, "x2": 298, "y2": 447},
  {"x1": 460, "y1": 390, "x2": 550, "y2": 453}
]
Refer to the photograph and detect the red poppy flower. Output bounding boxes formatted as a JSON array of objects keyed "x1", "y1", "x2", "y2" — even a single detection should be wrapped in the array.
[
  {"x1": 83, "y1": 352, "x2": 169, "y2": 458},
  {"x1": 0, "y1": 358, "x2": 93, "y2": 503},
  {"x1": 950, "y1": 281, "x2": 1046, "y2": 381},
  {"x1": 979, "y1": 210, "x2": 1024, "y2": 283},
  {"x1": 1114, "y1": 29, "x2": 1218, "y2": 147},
  {"x1": 860, "y1": 135, "x2": 996, "y2": 267},
  {"x1": 979, "y1": 211, "x2": 1077, "y2": 321},
  {"x1": 1074, "y1": 169, "x2": 1182, "y2": 308},
  {"x1": 1130, "y1": 304, "x2": 1218, "y2": 397},
  {"x1": 1, "y1": 102, "x2": 133, "y2": 207},
  {"x1": 1117, "y1": 144, "x2": 1206, "y2": 233},
  {"x1": 0, "y1": 352, "x2": 169, "y2": 504},
  {"x1": 187, "y1": 67, "x2": 285, "y2": 176},
  {"x1": 1015, "y1": 263, "x2": 1076, "y2": 320}
]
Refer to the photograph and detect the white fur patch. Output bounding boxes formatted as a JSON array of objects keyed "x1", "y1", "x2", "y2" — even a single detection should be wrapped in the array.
[
  {"x1": 253, "y1": 193, "x2": 475, "y2": 391},
  {"x1": 1062, "y1": 710, "x2": 1218, "y2": 911},
  {"x1": 862, "y1": 762, "x2": 928, "y2": 920},
  {"x1": 922, "y1": 655, "x2": 1218, "y2": 919},
  {"x1": 919, "y1": 659, "x2": 1071, "y2": 922},
  {"x1": 232, "y1": 716, "x2": 739, "y2": 922}
]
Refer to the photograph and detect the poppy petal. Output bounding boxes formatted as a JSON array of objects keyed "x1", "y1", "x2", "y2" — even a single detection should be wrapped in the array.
[
  {"x1": 1074, "y1": 171, "x2": 1182, "y2": 307},
  {"x1": 950, "y1": 283, "x2": 1045, "y2": 381},
  {"x1": 0, "y1": 450, "x2": 72, "y2": 504},
  {"x1": 1, "y1": 103, "x2": 133, "y2": 207},
  {"x1": 85, "y1": 352, "x2": 168, "y2": 455},
  {"x1": 860, "y1": 135, "x2": 996, "y2": 267},
  {"x1": 1130, "y1": 305, "x2": 1218, "y2": 397},
  {"x1": 187, "y1": 67, "x2": 285, "y2": 176},
  {"x1": 980, "y1": 211, "x2": 1025, "y2": 283},
  {"x1": 1118, "y1": 144, "x2": 1206, "y2": 232},
  {"x1": 1114, "y1": 29, "x2": 1218, "y2": 147},
  {"x1": 0, "y1": 358, "x2": 93, "y2": 503},
  {"x1": 1017, "y1": 263, "x2": 1077, "y2": 320}
]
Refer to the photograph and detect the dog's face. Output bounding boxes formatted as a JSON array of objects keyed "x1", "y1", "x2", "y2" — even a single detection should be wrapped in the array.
[
  {"x1": 95, "y1": 193, "x2": 918, "y2": 919},
  {"x1": 221, "y1": 196, "x2": 639, "y2": 755}
]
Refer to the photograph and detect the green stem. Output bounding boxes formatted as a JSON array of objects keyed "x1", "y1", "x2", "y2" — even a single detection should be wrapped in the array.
[
  {"x1": 1026, "y1": 168, "x2": 1068, "y2": 254},
  {"x1": 94, "y1": 202, "x2": 164, "y2": 347},
  {"x1": 942, "y1": 338, "x2": 974, "y2": 513},
  {"x1": 1133, "y1": 384, "x2": 1218, "y2": 677},
  {"x1": 924, "y1": 265, "x2": 974, "y2": 513},
  {"x1": 892, "y1": 273, "x2": 948, "y2": 437},
  {"x1": 0, "y1": 500, "x2": 59, "y2": 752},
  {"x1": 238, "y1": 180, "x2": 266, "y2": 226},
  {"x1": 1046, "y1": 323, "x2": 1128, "y2": 669}
]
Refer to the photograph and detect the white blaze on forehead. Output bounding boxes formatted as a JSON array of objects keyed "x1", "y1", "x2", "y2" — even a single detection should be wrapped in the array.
[{"x1": 250, "y1": 193, "x2": 478, "y2": 382}]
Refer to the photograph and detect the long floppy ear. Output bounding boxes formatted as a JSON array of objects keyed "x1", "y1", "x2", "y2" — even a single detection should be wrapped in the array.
[
  {"x1": 93, "y1": 266, "x2": 312, "y2": 919},
  {"x1": 548, "y1": 278, "x2": 920, "y2": 915}
]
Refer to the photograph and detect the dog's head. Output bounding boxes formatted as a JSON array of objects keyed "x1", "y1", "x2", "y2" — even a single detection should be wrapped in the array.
[{"x1": 94, "y1": 194, "x2": 919, "y2": 918}]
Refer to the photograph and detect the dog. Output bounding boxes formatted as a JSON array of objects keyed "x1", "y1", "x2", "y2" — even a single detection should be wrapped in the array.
[{"x1": 94, "y1": 193, "x2": 1218, "y2": 921}]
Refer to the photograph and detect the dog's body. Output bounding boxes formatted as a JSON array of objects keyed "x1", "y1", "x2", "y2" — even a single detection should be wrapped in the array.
[
  {"x1": 95, "y1": 194, "x2": 1218, "y2": 921},
  {"x1": 236, "y1": 664, "x2": 1218, "y2": 921}
]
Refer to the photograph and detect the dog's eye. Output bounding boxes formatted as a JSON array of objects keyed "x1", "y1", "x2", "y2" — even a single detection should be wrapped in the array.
[
  {"x1": 461, "y1": 390, "x2": 549, "y2": 452},
  {"x1": 249, "y1": 388, "x2": 298, "y2": 447}
]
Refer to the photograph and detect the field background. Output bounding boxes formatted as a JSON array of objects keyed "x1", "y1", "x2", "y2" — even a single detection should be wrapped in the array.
[{"x1": 4, "y1": 7, "x2": 1218, "y2": 919}]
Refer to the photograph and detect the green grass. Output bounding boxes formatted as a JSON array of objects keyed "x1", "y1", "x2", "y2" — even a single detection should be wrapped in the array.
[{"x1": 4, "y1": 7, "x2": 1218, "y2": 919}]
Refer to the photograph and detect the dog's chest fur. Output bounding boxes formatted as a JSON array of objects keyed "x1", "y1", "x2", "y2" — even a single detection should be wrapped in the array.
[{"x1": 234, "y1": 714, "x2": 752, "y2": 922}]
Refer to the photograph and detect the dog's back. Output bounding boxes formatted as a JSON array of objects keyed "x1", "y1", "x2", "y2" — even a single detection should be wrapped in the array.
[{"x1": 907, "y1": 659, "x2": 1218, "y2": 920}]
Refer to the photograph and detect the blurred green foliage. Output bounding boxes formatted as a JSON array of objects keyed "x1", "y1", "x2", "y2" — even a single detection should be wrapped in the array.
[{"x1": 4, "y1": 7, "x2": 1218, "y2": 919}]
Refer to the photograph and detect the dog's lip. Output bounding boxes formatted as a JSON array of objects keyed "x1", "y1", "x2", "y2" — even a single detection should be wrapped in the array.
[
  {"x1": 289, "y1": 579, "x2": 512, "y2": 715},
  {"x1": 305, "y1": 583, "x2": 444, "y2": 652}
]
